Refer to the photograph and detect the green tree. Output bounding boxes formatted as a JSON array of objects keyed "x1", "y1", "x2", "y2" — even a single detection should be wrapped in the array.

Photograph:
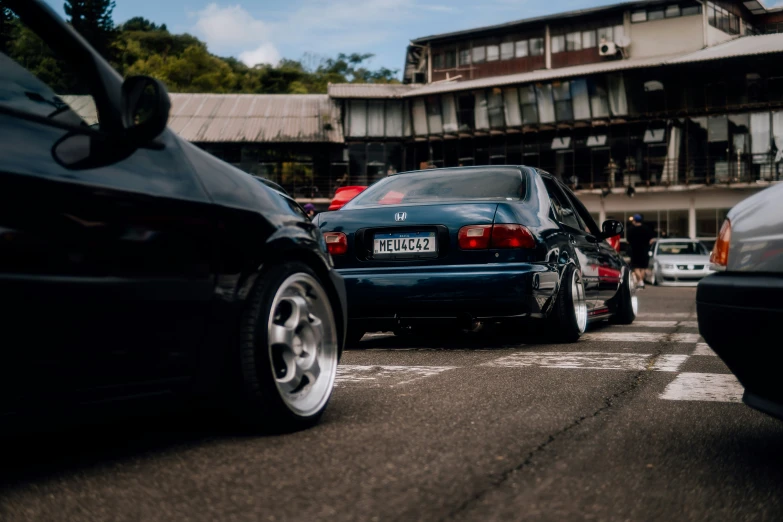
[
  {"x1": 120, "y1": 16, "x2": 166, "y2": 32},
  {"x1": 0, "y1": 1, "x2": 16, "y2": 55},
  {"x1": 64, "y1": 0, "x2": 116, "y2": 59}
]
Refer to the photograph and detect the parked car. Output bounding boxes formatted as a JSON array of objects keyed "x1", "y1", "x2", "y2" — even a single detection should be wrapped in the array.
[
  {"x1": 314, "y1": 166, "x2": 636, "y2": 345},
  {"x1": 329, "y1": 186, "x2": 367, "y2": 210},
  {"x1": 0, "y1": 0, "x2": 346, "y2": 432},
  {"x1": 645, "y1": 238, "x2": 714, "y2": 286},
  {"x1": 697, "y1": 182, "x2": 783, "y2": 421}
]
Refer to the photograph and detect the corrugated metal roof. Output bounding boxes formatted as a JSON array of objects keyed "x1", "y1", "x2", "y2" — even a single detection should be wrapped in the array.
[
  {"x1": 393, "y1": 33, "x2": 783, "y2": 98},
  {"x1": 167, "y1": 93, "x2": 343, "y2": 143},
  {"x1": 327, "y1": 83, "x2": 418, "y2": 98}
]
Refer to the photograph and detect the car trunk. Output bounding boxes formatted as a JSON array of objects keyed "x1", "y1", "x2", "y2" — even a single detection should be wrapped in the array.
[{"x1": 331, "y1": 202, "x2": 500, "y2": 269}]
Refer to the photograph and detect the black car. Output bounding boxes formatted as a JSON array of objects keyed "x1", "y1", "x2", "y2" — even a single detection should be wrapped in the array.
[
  {"x1": 315, "y1": 166, "x2": 637, "y2": 343},
  {"x1": 0, "y1": 0, "x2": 347, "y2": 431}
]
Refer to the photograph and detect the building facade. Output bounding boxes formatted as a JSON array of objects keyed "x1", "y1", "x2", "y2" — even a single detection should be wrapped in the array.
[{"x1": 185, "y1": 0, "x2": 783, "y2": 242}]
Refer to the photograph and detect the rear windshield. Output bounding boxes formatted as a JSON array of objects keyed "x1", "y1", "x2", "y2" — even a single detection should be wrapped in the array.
[
  {"x1": 658, "y1": 242, "x2": 708, "y2": 255},
  {"x1": 344, "y1": 168, "x2": 526, "y2": 208}
]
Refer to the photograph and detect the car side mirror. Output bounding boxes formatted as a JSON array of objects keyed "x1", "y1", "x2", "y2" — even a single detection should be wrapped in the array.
[
  {"x1": 121, "y1": 75, "x2": 171, "y2": 145},
  {"x1": 599, "y1": 219, "x2": 624, "y2": 240}
]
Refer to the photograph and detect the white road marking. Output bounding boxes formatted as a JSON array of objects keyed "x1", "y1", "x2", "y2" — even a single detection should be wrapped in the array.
[
  {"x1": 692, "y1": 343, "x2": 717, "y2": 356},
  {"x1": 580, "y1": 332, "x2": 701, "y2": 343},
  {"x1": 618, "y1": 320, "x2": 699, "y2": 328},
  {"x1": 484, "y1": 352, "x2": 687, "y2": 372},
  {"x1": 637, "y1": 313, "x2": 693, "y2": 319},
  {"x1": 335, "y1": 365, "x2": 456, "y2": 387},
  {"x1": 659, "y1": 373, "x2": 744, "y2": 403}
]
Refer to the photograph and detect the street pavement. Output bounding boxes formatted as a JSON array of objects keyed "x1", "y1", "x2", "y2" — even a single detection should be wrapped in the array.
[{"x1": 1, "y1": 287, "x2": 782, "y2": 521}]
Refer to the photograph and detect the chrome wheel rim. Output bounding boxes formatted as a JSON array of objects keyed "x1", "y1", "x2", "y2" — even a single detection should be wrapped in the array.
[
  {"x1": 267, "y1": 273, "x2": 338, "y2": 417},
  {"x1": 572, "y1": 269, "x2": 588, "y2": 333}
]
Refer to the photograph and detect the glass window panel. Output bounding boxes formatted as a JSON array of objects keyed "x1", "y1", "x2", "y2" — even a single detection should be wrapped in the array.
[
  {"x1": 750, "y1": 112, "x2": 771, "y2": 156},
  {"x1": 566, "y1": 32, "x2": 582, "y2": 51},
  {"x1": 597, "y1": 27, "x2": 613, "y2": 43},
  {"x1": 536, "y1": 84, "x2": 556, "y2": 123},
  {"x1": 403, "y1": 101, "x2": 412, "y2": 136},
  {"x1": 587, "y1": 135, "x2": 608, "y2": 147},
  {"x1": 385, "y1": 100, "x2": 403, "y2": 137},
  {"x1": 582, "y1": 30, "x2": 596, "y2": 48},
  {"x1": 441, "y1": 95, "x2": 458, "y2": 133},
  {"x1": 504, "y1": 88, "x2": 522, "y2": 126},
  {"x1": 648, "y1": 9, "x2": 665, "y2": 20},
  {"x1": 472, "y1": 46, "x2": 486, "y2": 63},
  {"x1": 487, "y1": 89, "x2": 505, "y2": 128},
  {"x1": 474, "y1": 91, "x2": 490, "y2": 130},
  {"x1": 501, "y1": 42, "x2": 514, "y2": 60},
  {"x1": 665, "y1": 5, "x2": 681, "y2": 17},
  {"x1": 707, "y1": 4, "x2": 715, "y2": 27},
  {"x1": 552, "y1": 35, "x2": 565, "y2": 53},
  {"x1": 486, "y1": 44, "x2": 500, "y2": 61},
  {"x1": 530, "y1": 38, "x2": 544, "y2": 56},
  {"x1": 643, "y1": 129, "x2": 666, "y2": 143},
  {"x1": 772, "y1": 111, "x2": 783, "y2": 158},
  {"x1": 367, "y1": 100, "x2": 385, "y2": 136},
  {"x1": 682, "y1": 5, "x2": 701, "y2": 16},
  {"x1": 614, "y1": 25, "x2": 625, "y2": 41},
  {"x1": 348, "y1": 100, "x2": 367, "y2": 137},
  {"x1": 412, "y1": 98, "x2": 428, "y2": 135},
  {"x1": 708, "y1": 115, "x2": 728, "y2": 142},
  {"x1": 589, "y1": 78, "x2": 610, "y2": 118},
  {"x1": 459, "y1": 49, "x2": 471, "y2": 65},
  {"x1": 519, "y1": 85, "x2": 539, "y2": 124},
  {"x1": 552, "y1": 82, "x2": 571, "y2": 101},
  {"x1": 608, "y1": 74, "x2": 628, "y2": 116},
  {"x1": 432, "y1": 54, "x2": 443, "y2": 69},
  {"x1": 571, "y1": 79, "x2": 591, "y2": 120},
  {"x1": 515, "y1": 40, "x2": 529, "y2": 57},
  {"x1": 631, "y1": 10, "x2": 647, "y2": 22},
  {"x1": 444, "y1": 51, "x2": 456, "y2": 68},
  {"x1": 427, "y1": 97, "x2": 443, "y2": 134}
]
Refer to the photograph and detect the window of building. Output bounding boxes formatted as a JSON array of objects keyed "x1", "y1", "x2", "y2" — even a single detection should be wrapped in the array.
[
  {"x1": 504, "y1": 88, "x2": 522, "y2": 126},
  {"x1": 571, "y1": 79, "x2": 591, "y2": 120},
  {"x1": 515, "y1": 40, "x2": 529, "y2": 57},
  {"x1": 551, "y1": 35, "x2": 566, "y2": 54},
  {"x1": 648, "y1": 8, "x2": 665, "y2": 20},
  {"x1": 530, "y1": 38, "x2": 545, "y2": 56},
  {"x1": 348, "y1": 100, "x2": 367, "y2": 137},
  {"x1": 536, "y1": 84, "x2": 556, "y2": 123},
  {"x1": 459, "y1": 49, "x2": 471, "y2": 66},
  {"x1": 432, "y1": 54, "x2": 444, "y2": 69},
  {"x1": 708, "y1": 115, "x2": 728, "y2": 142},
  {"x1": 426, "y1": 96, "x2": 443, "y2": 134},
  {"x1": 457, "y1": 94, "x2": 475, "y2": 131},
  {"x1": 444, "y1": 50, "x2": 456, "y2": 68},
  {"x1": 588, "y1": 77, "x2": 610, "y2": 118},
  {"x1": 386, "y1": 100, "x2": 404, "y2": 137},
  {"x1": 707, "y1": 2, "x2": 739, "y2": 35},
  {"x1": 682, "y1": 4, "x2": 701, "y2": 16},
  {"x1": 519, "y1": 85, "x2": 539, "y2": 124},
  {"x1": 631, "y1": 10, "x2": 647, "y2": 22},
  {"x1": 597, "y1": 26, "x2": 613, "y2": 43},
  {"x1": 412, "y1": 98, "x2": 428, "y2": 136},
  {"x1": 472, "y1": 46, "x2": 486, "y2": 63},
  {"x1": 441, "y1": 95, "x2": 458, "y2": 133},
  {"x1": 367, "y1": 100, "x2": 386, "y2": 136},
  {"x1": 474, "y1": 91, "x2": 490, "y2": 130},
  {"x1": 665, "y1": 5, "x2": 681, "y2": 17},
  {"x1": 500, "y1": 42, "x2": 514, "y2": 60},
  {"x1": 487, "y1": 89, "x2": 505, "y2": 128},
  {"x1": 565, "y1": 32, "x2": 582, "y2": 51},
  {"x1": 582, "y1": 30, "x2": 597, "y2": 48},
  {"x1": 487, "y1": 44, "x2": 500, "y2": 61},
  {"x1": 552, "y1": 82, "x2": 573, "y2": 121}
]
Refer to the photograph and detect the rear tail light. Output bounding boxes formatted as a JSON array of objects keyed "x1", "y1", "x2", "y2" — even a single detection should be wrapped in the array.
[
  {"x1": 458, "y1": 224, "x2": 535, "y2": 250},
  {"x1": 324, "y1": 232, "x2": 348, "y2": 255},
  {"x1": 710, "y1": 218, "x2": 731, "y2": 270}
]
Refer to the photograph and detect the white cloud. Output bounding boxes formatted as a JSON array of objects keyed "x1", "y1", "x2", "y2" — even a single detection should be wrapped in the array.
[
  {"x1": 239, "y1": 43, "x2": 282, "y2": 67},
  {"x1": 194, "y1": 4, "x2": 271, "y2": 48}
]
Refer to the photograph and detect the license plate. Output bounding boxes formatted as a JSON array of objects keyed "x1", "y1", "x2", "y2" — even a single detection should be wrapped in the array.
[{"x1": 373, "y1": 231, "x2": 437, "y2": 256}]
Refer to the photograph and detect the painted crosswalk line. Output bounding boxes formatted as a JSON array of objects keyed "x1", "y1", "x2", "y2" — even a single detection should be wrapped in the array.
[
  {"x1": 580, "y1": 332, "x2": 701, "y2": 343},
  {"x1": 335, "y1": 365, "x2": 456, "y2": 387},
  {"x1": 692, "y1": 343, "x2": 716, "y2": 356},
  {"x1": 484, "y1": 352, "x2": 688, "y2": 372},
  {"x1": 659, "y1": 372, "x2": 744, "y2": 403}
]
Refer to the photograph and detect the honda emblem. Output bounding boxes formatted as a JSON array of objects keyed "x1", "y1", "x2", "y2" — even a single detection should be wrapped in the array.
[{"x1": 395, "y1": 212, "x2": 407, "y2": 222}]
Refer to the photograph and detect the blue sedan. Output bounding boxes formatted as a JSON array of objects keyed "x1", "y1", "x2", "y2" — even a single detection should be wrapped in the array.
[{"x1": 313, "y1": 166, "x2": 637, "y2": 344}]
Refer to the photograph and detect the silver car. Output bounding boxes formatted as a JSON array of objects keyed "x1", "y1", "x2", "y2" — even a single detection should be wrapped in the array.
[
  {"x1": 646, "y1": 238, "x2": 713, "y2": 286},
  {"x1": 697, "y1": 182, "x2": 783, "y2": 421}
]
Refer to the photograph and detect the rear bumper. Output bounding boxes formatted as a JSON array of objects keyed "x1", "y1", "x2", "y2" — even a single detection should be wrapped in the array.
[
  {"x1": 696, "y1": 272, "x2": 783, "y2": 420},
  {"x1": 338, "y1": 262, "x2": 557, "y2": 322}
]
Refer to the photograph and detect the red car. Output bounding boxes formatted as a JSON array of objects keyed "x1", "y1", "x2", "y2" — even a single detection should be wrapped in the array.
[{"x1": 329, "y1": 186, "x2": 366, "y2": 211}]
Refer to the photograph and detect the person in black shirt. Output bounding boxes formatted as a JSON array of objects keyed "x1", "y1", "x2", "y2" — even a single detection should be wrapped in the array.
[{"x1": 627, "y1": 214, "x2": 655, "y2": 288}]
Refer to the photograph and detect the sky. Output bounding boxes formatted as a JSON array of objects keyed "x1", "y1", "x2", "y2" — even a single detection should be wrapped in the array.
[{"x1": 43, "y1": 0, "x2": 783, "y2": 76}]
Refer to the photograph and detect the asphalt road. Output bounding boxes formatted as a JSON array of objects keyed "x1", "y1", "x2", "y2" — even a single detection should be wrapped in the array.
[{"x1": 2, "y1": 287, "x2": 782, "y2": 521}]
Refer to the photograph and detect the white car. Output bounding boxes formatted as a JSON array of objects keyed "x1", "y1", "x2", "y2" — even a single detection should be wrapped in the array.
[{"x1": 646, "y1": 238, "x2": 714, "y2": 286}]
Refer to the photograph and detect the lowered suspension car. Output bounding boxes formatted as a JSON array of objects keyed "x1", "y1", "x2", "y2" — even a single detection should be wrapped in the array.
[{"x1": 314, "y1": 166, "x2": 637, "y2": 344}]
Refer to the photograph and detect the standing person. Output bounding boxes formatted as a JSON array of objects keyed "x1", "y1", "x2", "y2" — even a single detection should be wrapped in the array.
[
  {"x1": 627, "y1": 214, "x2": 655, "y2": 288},
  {"x1": 303, "y1": 203, "x2": 316, "y2": 220}
]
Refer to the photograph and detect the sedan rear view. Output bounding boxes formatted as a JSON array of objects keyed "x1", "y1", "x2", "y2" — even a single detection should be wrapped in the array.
[{"x1": 313, "y1": 166, "x2": 636, "y2": 344}]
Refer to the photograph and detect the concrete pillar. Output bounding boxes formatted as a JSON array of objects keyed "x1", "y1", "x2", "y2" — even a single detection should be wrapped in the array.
[
  {"x1": 545, "y1": 25, "x2": 551, "y2": 69},
  {"x1": 688, "y1": 197, "x2": 697, "y2": 239}
]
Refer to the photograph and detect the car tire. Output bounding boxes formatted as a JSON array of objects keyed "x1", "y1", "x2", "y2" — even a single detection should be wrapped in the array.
[
  {"x1": 236, "y1": 261, "x2": 339, "y2": 432},
  {"x1": 550, "y1": 264, "x2": 588, "y2": 343},
  {"x1": 611, "y1": 269, "x2": 637, "y2": 325}
]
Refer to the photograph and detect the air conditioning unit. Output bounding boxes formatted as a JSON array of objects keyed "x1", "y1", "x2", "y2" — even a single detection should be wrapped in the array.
[{"x1": 599, "y1": 41, "x2": 617, "y2": 56}]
